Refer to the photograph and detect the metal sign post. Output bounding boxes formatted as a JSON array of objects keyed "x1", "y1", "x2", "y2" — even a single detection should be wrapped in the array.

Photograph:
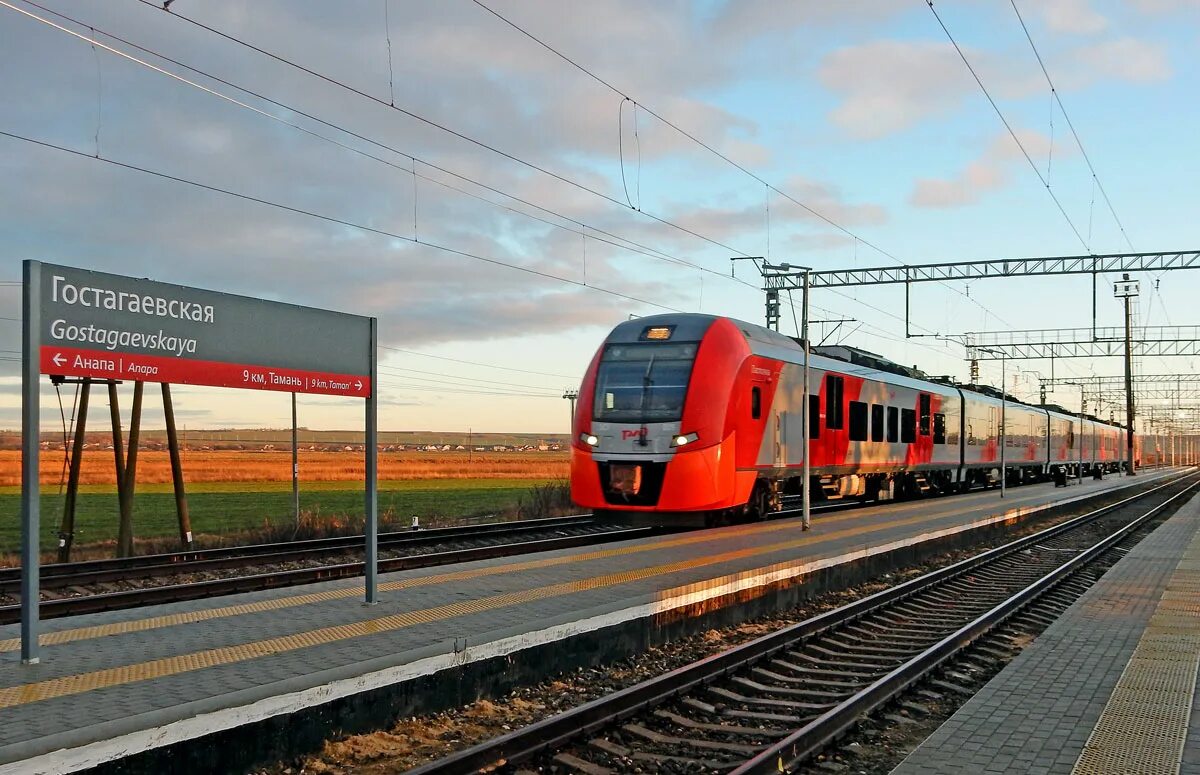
[
  {"x1": 801, "y1": 269, "x2": 811, "y2": 531},
  {"x1": 20, "y1": 262, "x2": 40, "y2": 664},
  {"x1": 1000, "y1": 351, "x2": 1007, "y2": 498},
  {"x1": 365, "y1": 317, "x2": 379, "y2": 604},
  {"x1": 20, "y1": 260, "x2": 377, "y2": 662}
]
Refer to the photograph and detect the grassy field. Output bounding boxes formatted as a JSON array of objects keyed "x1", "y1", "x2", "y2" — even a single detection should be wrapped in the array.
[
  {"x1": 0, "y1": 450, "x2": 571, "y2": 560},
  {"x1": 0, "y1": 478, "x2": 565, "y2": 558}
]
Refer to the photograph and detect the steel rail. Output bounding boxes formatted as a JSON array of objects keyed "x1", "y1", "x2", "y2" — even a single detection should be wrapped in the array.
[
  {"x1": 0, "y1": 526, "x2": 653, "y2": 624},
  {"x1": 0, "y1": 515, "x2": 596, "y2": 592},
  {"x1": 404, "y1": 470, "x2": 1198, "y2": 775}
]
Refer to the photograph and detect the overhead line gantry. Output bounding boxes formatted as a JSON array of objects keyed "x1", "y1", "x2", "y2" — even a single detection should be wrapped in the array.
[{"x1": 752, "y1": 249, "x2": 1200, "y2": 475}]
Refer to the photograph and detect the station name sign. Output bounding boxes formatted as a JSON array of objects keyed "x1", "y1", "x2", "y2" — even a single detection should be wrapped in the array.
[{"x1": 34, "y1": 262, "x2": 373, "y2": 398}]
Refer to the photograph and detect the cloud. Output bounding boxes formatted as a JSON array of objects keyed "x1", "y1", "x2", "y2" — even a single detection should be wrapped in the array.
[
  {"x1": 819, "y1": 35, "x2": 1169, "y2": 139},
  {"x1": 909, "y1": 130, "x2": 1061, "y2": 208},
  {"x1": 1067, "y1": 38, "x2": 1171, "y2": 83},
  {"x1": 1034, "y1": 0, "x2": 1110, "y2": 34},
  {"x1": 1125, "y1": 0, "x2": 1200, "y2": 11},
  {"x1": 819, "y1": 41, "x2": 984, "y2": 139},
  {"x1": 713, "y1": 0, "x2": 907, "y2": 42}
]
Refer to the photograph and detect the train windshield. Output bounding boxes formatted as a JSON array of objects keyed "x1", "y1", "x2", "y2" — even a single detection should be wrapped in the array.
[{"x1": 593, "y1": 342, "x2": 698, "y2": 423}]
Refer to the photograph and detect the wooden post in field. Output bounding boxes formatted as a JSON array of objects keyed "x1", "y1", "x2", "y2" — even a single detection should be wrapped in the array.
[
  {"x1": 108, "y1": 381, "x2": 125, "y2": 511},
  {"x1": 117, "y1": 381, "x2": 144, "y2": 558},
  {"x1": 57, "y1": 380, "x2": 90, "y2": 563},
  {"x1": 161, "y1": 383, "x2": 192, "y2": 549}
]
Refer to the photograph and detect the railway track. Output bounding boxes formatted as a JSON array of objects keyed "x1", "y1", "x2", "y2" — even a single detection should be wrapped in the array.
[
  {"x1": 406, "y1": 470, "x2": 1200, "y2": 775},
  {"x1": 0, "y1": 516, "x2": 653, "y2": 624},
  {"x1": 0, "y1": 514, "x2": 600, "y2": 594}
]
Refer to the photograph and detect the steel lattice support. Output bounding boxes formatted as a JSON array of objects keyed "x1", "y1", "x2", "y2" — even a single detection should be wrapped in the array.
[
  {"x1": 762, "y1": 250, "x2": 1200, "y2": 290},
  {"x1": 1042, "y1": 374, "x2": 1200, "y2": 389},
  {"x1": 970, "y1": 340, "x2": 1200, "y2": 359}
]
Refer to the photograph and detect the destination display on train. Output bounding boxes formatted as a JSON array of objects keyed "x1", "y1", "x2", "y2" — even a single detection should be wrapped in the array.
[{"x1": 34, "y1": 261, "x2": 372, "y2": 397}]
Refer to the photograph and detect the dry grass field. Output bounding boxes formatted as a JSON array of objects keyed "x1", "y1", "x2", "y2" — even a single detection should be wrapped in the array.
[
  {"x1": 0, "y1": 449, "x2": 572, "y2": 557},
  {"x1": 0, "y1": 450, "x2": 568, "y2": 487}
]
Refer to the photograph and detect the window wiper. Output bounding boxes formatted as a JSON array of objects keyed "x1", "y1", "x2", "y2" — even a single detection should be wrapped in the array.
[{"x1": 638, "y1": 356, "x2": 654, "y2": 446}]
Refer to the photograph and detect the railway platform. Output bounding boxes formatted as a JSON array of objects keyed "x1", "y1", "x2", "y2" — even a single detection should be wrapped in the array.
[
  {"x1": 893, "y1": 478, "x2": 1200, "y2": 775},
  {"x1": 0, "y1": 469, "x2": 1183, "y2": 774}
]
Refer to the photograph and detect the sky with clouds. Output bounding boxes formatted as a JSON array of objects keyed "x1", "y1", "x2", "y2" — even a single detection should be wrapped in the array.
[{"x1": 1, "y1": 0, "x2": 1198, "y2": 433}]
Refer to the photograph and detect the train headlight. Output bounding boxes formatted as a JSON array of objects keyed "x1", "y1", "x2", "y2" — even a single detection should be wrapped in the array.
[
  {"x1": 580, "y1": 432, "x2": 599, "y2": 447},
  {"x1": 671, "y1": 432, "x2": 699, "y2": 447}
]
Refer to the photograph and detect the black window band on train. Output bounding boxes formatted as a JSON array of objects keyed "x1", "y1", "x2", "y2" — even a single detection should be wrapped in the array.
[
  {"x1": 933, "y1": 412, "x2": 946, "y2": 445},
  {"x1": 593, "y1": 342, "x2": 698, "y2": 423},
  {"x1": 901, "y1": 408, "x2": 916, "y2": 444},
  {"x1": 919, "y1": 393, "x2": 932, "y2": 436},
  {"x1": 871, "y1": 404, "x2": 885, "y2": 442},
  {"x1": 825, "y1": 374, "x2": 844, "y2": 430},
  {"x1": 887, "y1": 406, "x2": 899, "y2": 443},
  {"x1": 849, "y1": 401, "x2": 868, "y2": 441},
  {"x1": 751, "y1": 387, "x2": 761, "y2": 420}
]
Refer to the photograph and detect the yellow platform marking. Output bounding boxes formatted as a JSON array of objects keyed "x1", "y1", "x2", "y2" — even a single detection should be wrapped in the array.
[
  {"x1": 0, "y1": 499, "x2": 987, "y2": 655},
  {"x1": 1072, "y1": 518, "x2": 1200, "y2": 775}
]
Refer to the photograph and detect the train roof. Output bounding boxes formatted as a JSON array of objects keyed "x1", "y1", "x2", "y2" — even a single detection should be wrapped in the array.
[{"x1": 604, "y1": 314, "x2": 1128, "y2": 428}]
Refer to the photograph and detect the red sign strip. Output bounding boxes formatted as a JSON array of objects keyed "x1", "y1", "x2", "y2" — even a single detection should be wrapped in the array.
[{"x1": 40, "y1": 346, "x2": 371, "y2": 398}]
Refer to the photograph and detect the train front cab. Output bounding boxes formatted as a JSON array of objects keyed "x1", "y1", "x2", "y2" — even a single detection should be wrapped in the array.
[{"x1": 570, "y1": 315, "x2": 760, "y2": 526}]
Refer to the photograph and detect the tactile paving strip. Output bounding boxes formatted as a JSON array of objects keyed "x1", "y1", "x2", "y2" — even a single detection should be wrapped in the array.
[{"x1": 1072, "y1": 526, "x2": 1200, "y2": 775}]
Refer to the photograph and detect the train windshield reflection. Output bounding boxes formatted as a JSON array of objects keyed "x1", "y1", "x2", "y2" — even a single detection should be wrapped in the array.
[{"x1": 593, "y1": 342, "x2": 698, "y2": 422}]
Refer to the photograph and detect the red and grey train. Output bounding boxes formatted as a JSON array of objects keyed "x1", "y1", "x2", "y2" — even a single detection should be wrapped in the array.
[{"x1": 570, "y1": 313, "x2": 1132, "y2": 526}]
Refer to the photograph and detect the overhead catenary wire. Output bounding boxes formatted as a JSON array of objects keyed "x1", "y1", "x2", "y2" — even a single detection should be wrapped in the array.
[
  {"x1": 7, "y1": 0, "x2": 966, "y2": 363},
  {"x1": 1008, "y1": 0, "x2": 1135, "y2": 252},
  {"x1": 379, "y1": 346, "x2": 578, "y2": 380},
  {"x1": 7, "y1": 1, "x2": 973, "y2": 371},
  {"x1": 8, "y1": 0, "x2": 752, "y2": 288},
  {"x1": 926, "y1": 0, "x2": 1090, "y2": 253},
  {"x1": 130, "y1": 0, "x2": 755, "y2": 261},
  {"x1": 130, "y1": 0, "x2": 1004, "y2": 335},
  {"x1": 469, "y1": 0, "x2": 1013, "y2": 328},
  {"x1": 0, "y1": 130, "x2": 680, "y2": 314}
]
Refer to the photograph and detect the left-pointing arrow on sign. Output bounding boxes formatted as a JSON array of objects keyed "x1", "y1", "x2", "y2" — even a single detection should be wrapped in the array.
[{"x1": 52, "y1": 353, "x2": 66, "y2": 367}]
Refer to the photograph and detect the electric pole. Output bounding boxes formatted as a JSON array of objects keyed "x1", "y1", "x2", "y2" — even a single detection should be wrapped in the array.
[
  {"x1": 1114, "y1": 273, "x2": 1139, "y2": 475},
  {"x1": 563, "y1": 389, "x2": 579, "y2": 433}
]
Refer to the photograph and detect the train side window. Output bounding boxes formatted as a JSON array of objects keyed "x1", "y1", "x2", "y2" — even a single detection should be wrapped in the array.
[
  {"x1": 809, "y1": 394, "x2": 820, "y2": 439},
  {"x1": 918, "y1": 393, "x2": 931, "y2": 436},
  {"x1": 901, "y1": 408, "x2": 916, "y2": 444},
  {"x1": 750, "y1": 387, "x2": 761, "y2": 420},
  {"x1": 825, "y1": 375, "x2": 844, "y2": 429},
  {"x1": 871, "y1": 404, "x2": 885, "y2": 442},
  {"x1": 849, "y1": 401, "x2": 868, "y2": 441},
  {"x1": 887, "y1": 406, "x2": 898, "y2": 443},
  {"x1": 933, "y1": 413, "x2": 946, "y2": 445}
]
